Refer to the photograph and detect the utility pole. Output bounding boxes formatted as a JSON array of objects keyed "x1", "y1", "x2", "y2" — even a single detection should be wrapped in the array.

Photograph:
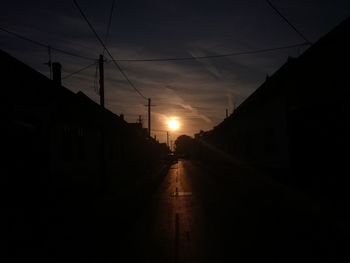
[
  {"x1": 145, "y1": 98, "x2": 156, "y2": 137},
  {"x1": 167, "y1": 131, "x2": 169, "y2": 148},
  {"x1": 48, "y1": 46, "x2": 52, "y2": 80},
  {"x1": 99, "y1": 54, "x2": 105, "y2": 108},
  {"x1": 226, "y1": 108, "x2": 228, "y2": 118},
  {"x1": 138, "y1": 115, "x2": 143, "y2": 127},
  {"x1": 148, "y1": 98, "x2": 151, "y2": 137},
  {"x1": 52, "y1": 62, "x2": 62, "y2": 86},
  {"x1": 99, "y1": 54, "x2": 105, "y2": 191}
]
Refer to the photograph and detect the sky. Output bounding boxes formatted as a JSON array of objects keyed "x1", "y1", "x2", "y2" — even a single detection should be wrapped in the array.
[{"x1": 1, "y1": 0, "x2": 349, "y2": 143}]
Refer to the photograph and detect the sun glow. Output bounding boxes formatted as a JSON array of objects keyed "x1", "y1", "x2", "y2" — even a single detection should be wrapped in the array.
[{"x1": 167, "y1": 118, "x2": 180, "y2": 131}]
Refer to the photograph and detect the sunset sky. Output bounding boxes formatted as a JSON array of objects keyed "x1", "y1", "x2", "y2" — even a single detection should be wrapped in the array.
[{"x1": 1, "y1": 0, "x2": 349, "y2": 142}]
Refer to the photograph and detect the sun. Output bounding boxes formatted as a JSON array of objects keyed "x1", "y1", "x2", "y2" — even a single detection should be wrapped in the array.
[{"x1": 167, "y1": 118, "x2": 180, "y2": 131}]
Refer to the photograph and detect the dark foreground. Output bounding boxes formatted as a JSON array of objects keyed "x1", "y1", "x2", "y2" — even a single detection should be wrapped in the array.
[
  {"x1": 120, "y1": 159, "x2": 329, "y2": 262},
  {"x1": 9, "y1": 159, "x2": 342, "y2": 262}
]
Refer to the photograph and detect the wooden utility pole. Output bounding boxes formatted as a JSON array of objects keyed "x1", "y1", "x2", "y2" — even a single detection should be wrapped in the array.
[
  {"x1": 167, "y1": 131, "x2": 169, "y2": 148},
  {"x1": 99, "y1": 54, "x2": 105, "y2": 108},
  {"x1": 99, "y1": 54, "x2": 105, "y2": 190},
  {"x1": 148, "y1": 98, "x2": 151, "y2": 137},
  {"x1": 52, "y1": 62, "x2": 62, "y2": 86},
  {"x1": 48, "y1": 46, "x2": 52, "y2": 80},
  {"x1": 138, "y1": 115, "x2": 143, "y2": 127}
]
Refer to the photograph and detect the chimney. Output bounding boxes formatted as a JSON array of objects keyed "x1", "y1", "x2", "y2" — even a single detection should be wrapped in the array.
[{"x1": 52, "y1": 62, "x2": 62, "y2": 86}]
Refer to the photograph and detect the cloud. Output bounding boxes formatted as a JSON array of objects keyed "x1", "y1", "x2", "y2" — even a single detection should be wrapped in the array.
[{"x1": 4, "y1": 0, "x2": 347, "y2": 142}]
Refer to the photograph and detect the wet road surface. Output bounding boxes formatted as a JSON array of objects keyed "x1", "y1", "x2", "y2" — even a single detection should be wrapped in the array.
[{"x1": 119, "y1": 159, "x2": 325, "y2": 262}]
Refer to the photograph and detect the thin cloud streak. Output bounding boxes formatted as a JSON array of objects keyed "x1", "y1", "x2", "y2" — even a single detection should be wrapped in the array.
[{"x1": 1, "y1": 0, "x2": 349, "y2": 142}]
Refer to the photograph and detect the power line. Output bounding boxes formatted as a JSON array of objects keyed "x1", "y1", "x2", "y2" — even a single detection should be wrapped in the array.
[
  {"x1": 0, "y1": 26, "x2": 96, "y2": 61},
  {"x1": 73, "y1": 0, "x2": 148, "y2": 100},
  {"x1": 93, "y1": 63, "x2": 99, "y2": 94},
  {"x1": 103, "y1": 0, "x2": 116, "y2": 54},
  {"x1": 152, "y1": 129, "x2": 168, "y2": 132},
  {"x1": 111, "y1": 43, "x2": 309, "y2": 62},
  {"x1": 62, "y1": 61, "x2": 98, "y2": 79},
  {"x1": 264, "y1": 0, "x2": 312, "y2": 45},
  {"x1": 1, "y1": 25, "x2": 309, "y2": 64}
]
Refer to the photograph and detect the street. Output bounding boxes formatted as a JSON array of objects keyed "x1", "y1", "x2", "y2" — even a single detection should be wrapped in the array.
[{"x1": 118, "y1": 159, "x2": 326, "y2": 262}]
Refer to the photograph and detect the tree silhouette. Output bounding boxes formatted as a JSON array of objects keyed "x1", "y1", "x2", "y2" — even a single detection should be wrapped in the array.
[{"x1": 175, "y1": 135, "x2": 194, "y2": 158}]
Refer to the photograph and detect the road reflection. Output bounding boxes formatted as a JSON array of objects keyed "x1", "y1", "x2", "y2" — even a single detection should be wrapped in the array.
[
  {"x1": 122, "y1": 159, "x2": 322, "y2": 263},
  {"x1": 121, "y1": 159, "x2": 208, "y2": 262}
]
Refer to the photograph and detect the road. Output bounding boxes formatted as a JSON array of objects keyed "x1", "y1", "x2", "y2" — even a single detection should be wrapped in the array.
[{"x1": 118, "y1": 159, "x2": 327, "y2": 263}]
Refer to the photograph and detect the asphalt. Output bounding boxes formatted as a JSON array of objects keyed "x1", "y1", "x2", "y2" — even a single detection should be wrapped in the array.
[
  {"x1": 118, "y1": 159, "x2": 328, "y2": 263},
  {"x1": 8, "y1": 159, "x2": 335, "y2": 262}
]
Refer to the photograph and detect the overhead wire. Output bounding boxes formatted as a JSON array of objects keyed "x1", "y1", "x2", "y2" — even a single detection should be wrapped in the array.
[
  {"x1": 112, "y1": 43, "x2": 309, "y2": 62},
  {"x1": 72, "y1": 0, "x2": 148, "y2": 100},
  {"x1": 93, "y1": 63, "x2": 99, "y2": 94},
  {"x1": 1, "y1": 2, "x2": 313, "y2": 98},
  {"x1": 152, "y1": 129, "x2": 168, "y2": 133},
  {"x1": 62, "y1": 61, "x2": 98, "y2": 79},
  {"x1": 0, "y1": 26, "x2": 96, "y2": 61},
  {"x1": 264, "y1": 0, "x2": 312, "y2": 45},
  {"x1": 103, "y1": 0, "x2": 116, "y2": 55},
  {"x1": 1, "y1": 25, "x2": 309, "y2": 64}
]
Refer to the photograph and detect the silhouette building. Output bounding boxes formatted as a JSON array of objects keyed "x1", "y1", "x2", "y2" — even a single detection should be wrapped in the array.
[{"x1": 195, "y1": 17, "x2": 350, "y2": 201}]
